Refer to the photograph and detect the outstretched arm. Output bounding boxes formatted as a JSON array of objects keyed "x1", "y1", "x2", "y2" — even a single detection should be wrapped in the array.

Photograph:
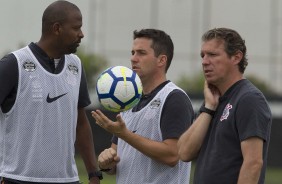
[{"x1": 92, "y1": 110, "x2": 179, "y2": 167}]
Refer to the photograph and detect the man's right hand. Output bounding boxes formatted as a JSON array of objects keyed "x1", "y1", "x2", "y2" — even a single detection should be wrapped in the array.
[
  {"x1": 98, "y1": 147, "x2": 120, "y2": 171},
  {"x1": 204, "y1": 81, "x2": 220, "y2": 110}
]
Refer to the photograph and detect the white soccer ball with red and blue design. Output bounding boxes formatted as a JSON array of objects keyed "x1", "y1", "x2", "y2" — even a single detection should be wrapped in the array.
[{"x1": 96, "y1": 66, "x2": 143, "y2": 112}]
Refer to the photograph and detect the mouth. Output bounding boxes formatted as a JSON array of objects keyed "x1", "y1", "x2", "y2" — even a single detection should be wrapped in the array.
[
  {"x1": 132, "y1": 66, "x2": 139, "y2": 71},
  {"x1": 76, "y1": 40, "x2": 81, "y2": 46},
  {"x1": 73, "y1": 43, "x2": 80, "y2": 49},
  {"x1": 204, "y1": 69, "x2": 213, "y2": 76}
]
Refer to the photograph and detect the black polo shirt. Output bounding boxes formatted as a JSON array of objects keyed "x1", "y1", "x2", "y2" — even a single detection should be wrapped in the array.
[{"x1": 194, "y1": 79, "x2": 272, "y2": 184}]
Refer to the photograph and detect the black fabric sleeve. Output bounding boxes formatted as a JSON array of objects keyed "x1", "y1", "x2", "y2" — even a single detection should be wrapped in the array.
[
  {"x1": 0, "y1": 54, "x2": 18, "y2": 112},
  {"x1": 236, "y1": 92, "x2": 272, "y2": 142},
  {"x1": 78, "y1": 64, "x2": 91, "y2": 108},
  {"x1": 160, "y1": 89, "x2": 194, "y2": 140},
  {"x1": 111, "y1": 135, "x2": 118, "y2": 145}
]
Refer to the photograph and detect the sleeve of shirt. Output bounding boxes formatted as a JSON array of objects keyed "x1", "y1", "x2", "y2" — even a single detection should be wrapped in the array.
[
  {"x1": 236, "y1": 92, "x2": 272, "y2": 142},
  {"x1": 111, "y1": 135, "x2": 118, "y2": 145},
  {"x1": 78, "y1": 64, "x2": 91, "y2": 108},
  {"x1": 0, "y1": 54, "x2": 18, "y2": 110},
  {"x1": 160, "y1": 89, "x2": 195, "y2": 140}
]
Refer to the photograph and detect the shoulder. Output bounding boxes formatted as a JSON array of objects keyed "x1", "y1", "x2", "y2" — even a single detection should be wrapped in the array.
[
  {"x1": 233, "y1": 81, "x2": 271, "y2": 120},
  {"x1": 1, "y1": 53, "x2": 17, "y2": 64},
  {"x1": 167, "y1": 88, "x2": 189, "y2": 101},
  {"x1": 238, "y1": 80, "x2": 268, "y2": 106},
  {"x1": 0, "y1": 53, "x2": 18, "y2": 74},
  {"x1": 165, "y1": 88, "x2": 193, "y2": 110}
]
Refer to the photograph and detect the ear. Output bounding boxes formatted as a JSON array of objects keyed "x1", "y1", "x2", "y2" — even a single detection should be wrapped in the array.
[
  {"x1": 52, "y1": 22, "x2": 62, "y2": 35},
  {"x1": 232, "y1": 51, "x2": 243, "y2": 65},
  {"x1": 157, "y1": 54, "x2": 167, "y2": 67}
]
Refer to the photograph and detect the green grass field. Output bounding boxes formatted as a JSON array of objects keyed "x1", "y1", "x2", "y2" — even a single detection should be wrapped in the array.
[{"x1": 76, "y1": 156, "x2": 282, "y2": 184}]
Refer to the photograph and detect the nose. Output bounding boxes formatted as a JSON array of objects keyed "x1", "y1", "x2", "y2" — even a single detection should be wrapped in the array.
[
  {"x1": 131, "y1": 52, "x2": 138, "y2": 62},
  {"x1": 202, "y1": 55, "x2": 209, "y2": 65},
  {"x1": 79, "y1": 30, "x2": 84, "y2": 39}
]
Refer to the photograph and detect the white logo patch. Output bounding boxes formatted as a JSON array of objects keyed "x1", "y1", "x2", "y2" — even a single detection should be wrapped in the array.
[
  {"x1": 23, "y1": 61, "x2": 36, "y2": 72},
  {"x1": 220, "y1": 103, "x2": 232, "y2": 121},
  {"x1": 67, "y1": 64, "x2": 78, "y2": 75}
]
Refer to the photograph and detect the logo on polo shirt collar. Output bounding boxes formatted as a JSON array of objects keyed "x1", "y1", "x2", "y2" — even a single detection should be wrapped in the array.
[{"x1": 220, "y1": 103, "x2": 232, "y2": 121}]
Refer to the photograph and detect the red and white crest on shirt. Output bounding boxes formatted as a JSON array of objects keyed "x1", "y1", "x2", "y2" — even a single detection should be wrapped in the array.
[{"x1": 220, "y1": 103, "x2": 232, "y2": 121}]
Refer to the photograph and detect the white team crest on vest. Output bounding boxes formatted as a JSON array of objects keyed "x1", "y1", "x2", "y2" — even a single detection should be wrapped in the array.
[
  {"x1": 67, "y1": 64, "x2": 78, "y2": 75},
  {"x1": 150, "y1": 98, "x2": 161, "y2": 109},
  {"x1": 220, "y1": 103, "x2": 232, "y2": 121},
  {"x1": 65, "y1": 63, "x2": 78, "y2": 85},
  {"x1": 23, "y1": 61, "x2": 36, "y2": 72},
  {"x1": 144, "y1": 98, "x2": 162, "y2": 120}
]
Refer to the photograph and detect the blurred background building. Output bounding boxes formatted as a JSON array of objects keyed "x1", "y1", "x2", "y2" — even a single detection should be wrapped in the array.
[
  {"x1": 1, "y1": 0, "x2": 282, "y2": 172},
  {"x1": 1, "y1": 0, "x2": 282, "y2": 93}
]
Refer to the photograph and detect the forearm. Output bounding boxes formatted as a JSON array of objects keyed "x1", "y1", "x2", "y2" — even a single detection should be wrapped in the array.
[
  {"x1": 238, "y1": 137, "x2": 264, "y2": 183},
  {"x1": 177, "y1": 113, "x2": 212, "y2": 161},
  {"x1": 237, "y1": 161, "x2": 263, "y2": 184},
  {"x1": 76, "y1": 125, "x2": 98, "y2": 172},
  {"x1": 117, "y1": 130, "x2": 179, "y2": 167},
  {"x1": 76, "y1": 109, "x2": 98, "y2": 172}
]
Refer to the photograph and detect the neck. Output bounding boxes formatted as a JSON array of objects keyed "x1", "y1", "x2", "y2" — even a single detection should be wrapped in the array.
[
  {"x1": 217, "y1": 75, "x2": 243, "y2": 95},
  {"x1": 142, "y1": 76, "x2": 167, "y2": 95},
  {"x1": 36, "y1": 39, "x2": 62, "y2": 59}
]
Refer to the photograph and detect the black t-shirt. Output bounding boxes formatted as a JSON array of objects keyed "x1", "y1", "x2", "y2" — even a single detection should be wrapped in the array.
[
  {"x1": 112, "y1": 80, "x2": 195, "y2": 144},
  {"x1": 0, "y1": 43, "x2": 91, "y2": 113},
  {"x1": 194, "y1": 79, "x2": 272, "y2": 184}
]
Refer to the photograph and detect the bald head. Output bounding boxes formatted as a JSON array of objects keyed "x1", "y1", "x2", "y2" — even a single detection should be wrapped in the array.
[{"x1": 42, "y1": 0, "x2": 81, "y2": 34}]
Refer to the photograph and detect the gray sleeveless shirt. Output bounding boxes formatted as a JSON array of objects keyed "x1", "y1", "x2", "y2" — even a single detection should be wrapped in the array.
[
  {"x1": 117, "y1": 82, "x2": 191, "y2": 184},
  {"x1": 0, "y1": 46, "x2": 81, "y2": 182}
]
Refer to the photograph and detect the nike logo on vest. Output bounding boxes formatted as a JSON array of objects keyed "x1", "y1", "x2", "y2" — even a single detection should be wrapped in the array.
[{"x1": 46, "y1": 93, "x2": 67, "y2": 103}]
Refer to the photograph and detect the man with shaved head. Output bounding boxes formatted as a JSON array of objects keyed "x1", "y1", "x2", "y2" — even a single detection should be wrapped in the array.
[{"x1": 0, "y1": 1, "x2": 100, "y2": 183}]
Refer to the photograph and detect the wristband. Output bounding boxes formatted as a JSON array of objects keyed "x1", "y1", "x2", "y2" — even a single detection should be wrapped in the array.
[
  {"x1": 88, "y1": 171, "x2": 103, "y2": 180},
  {"x1": 100, "y1": 168, "x2": 112, "y2": 172},
  {"x1": 200, "y1": 106, "x2": 216, "y2": 117}
]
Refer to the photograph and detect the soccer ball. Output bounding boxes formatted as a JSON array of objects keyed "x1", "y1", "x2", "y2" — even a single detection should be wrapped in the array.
[{"x1": 96, "y1": 66, "x2": 143, "y2": 112}]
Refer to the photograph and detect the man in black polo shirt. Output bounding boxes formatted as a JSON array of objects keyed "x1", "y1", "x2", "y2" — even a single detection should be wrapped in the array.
[{"x1": 178, "y1": 28, "x2": 272, "y2": 184}]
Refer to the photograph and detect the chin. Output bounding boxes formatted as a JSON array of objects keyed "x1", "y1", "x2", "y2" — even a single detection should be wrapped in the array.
[
  {"x1": 69, "y1": 48, "x2": 77, "y2": 54},
  {"x1": 205, "y1": 77, "x2": 216, "y2": 84}
]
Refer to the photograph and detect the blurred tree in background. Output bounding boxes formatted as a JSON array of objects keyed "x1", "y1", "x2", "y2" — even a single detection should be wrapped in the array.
[
  {"x1": 176, "y1": 73, "x2": 279, "y2": 96},
  {"x1": 246, "y1": 75, "x2": 278, "y2": 96},
  {"x1": 77, "y1": 49, "x2": 109, "y2": 92},
  {"x1": 176, "y1": 73, "x2": 205, "y2": 95}
]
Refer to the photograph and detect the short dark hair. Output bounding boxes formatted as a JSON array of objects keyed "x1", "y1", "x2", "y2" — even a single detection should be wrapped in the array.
[
  {"x1": 202, "y1": 28, "x2": 248, "y2": 73},
  {"x1": 133, "y1": 29, "x2": 174, "y2": 72},
  {"x1": 42, "y1": 0, "x2": 80, "y2": 34}
]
